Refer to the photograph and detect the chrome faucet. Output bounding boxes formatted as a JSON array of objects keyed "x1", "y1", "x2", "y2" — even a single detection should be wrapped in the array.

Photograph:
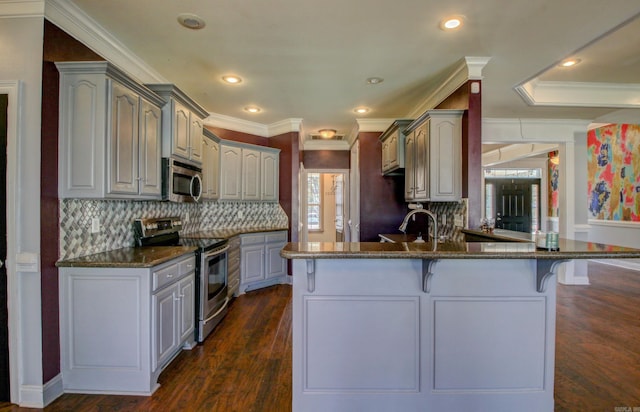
[{"x1": 398, "y1": 209, "x2": 438, "y2": 242}]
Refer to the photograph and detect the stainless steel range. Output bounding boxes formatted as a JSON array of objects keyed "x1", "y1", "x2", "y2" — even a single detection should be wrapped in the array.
[{"x1": 134, "y1": 217, "x2": 230, "y2": 343}]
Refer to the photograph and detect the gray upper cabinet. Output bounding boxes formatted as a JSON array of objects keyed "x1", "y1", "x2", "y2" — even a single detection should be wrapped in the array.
[
  {"x1": 57, "y1": 61, "x2": 165, "y2": 199},
  {"x1": 242, "y1": 147, "x2": 261, "y2": 201},
  {"x1": 261, "y1": 150, "x2": 279, "y2": 201},
  {"x1": 145, "y1": 84, "x2": 209, "y2": 166},
  {"x1": 219, "y1": 141, "x2": 243, "y2": 200},
  {"x1": 201, "y1": 128, "x2": 220, "y2": 200},
  {"x1": 379, "y1": 119, "x2": 412, "y2": 175},
  {"x1": 219, "y1": 140, "x2": 280, "y2": 201},
  {"x1": 404, "y1": 110, "x2": 463, "y2": 202}
]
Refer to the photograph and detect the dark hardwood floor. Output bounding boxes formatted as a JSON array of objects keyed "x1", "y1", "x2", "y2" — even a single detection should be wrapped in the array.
[
  {"x1": 554, "y1": 261, "x2": 640, "y2": 411},
  {"x1": 1, "y1": 261, "x2": 639, "y2": 411}
]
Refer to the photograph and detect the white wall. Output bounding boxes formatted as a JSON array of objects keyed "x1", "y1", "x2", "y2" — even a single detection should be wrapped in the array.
[
  {"x1": 0, "y1": 11, "x2": 46, "y2": 407},
  {"x1": 588, "y1": 222, "x2": 640, "y2": 270}
]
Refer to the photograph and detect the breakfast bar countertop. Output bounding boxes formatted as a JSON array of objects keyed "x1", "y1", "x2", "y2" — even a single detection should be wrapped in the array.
[{"x1": 281, "y1": 238, "x2": 640, "y2": 260}]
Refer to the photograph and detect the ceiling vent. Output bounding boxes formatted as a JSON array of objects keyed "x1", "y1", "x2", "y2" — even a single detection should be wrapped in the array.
[{"x1": 310, "y1": 134, "x2": 345, "y2": 140}]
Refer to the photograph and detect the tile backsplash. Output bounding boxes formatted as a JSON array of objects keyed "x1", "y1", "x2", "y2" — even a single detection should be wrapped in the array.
[
  {"x1": 60, "y1": 199, "x2": 289, "y2": 259},
  {"x1": 417, "y1": 199, "x2": 468, "y2": 242}
]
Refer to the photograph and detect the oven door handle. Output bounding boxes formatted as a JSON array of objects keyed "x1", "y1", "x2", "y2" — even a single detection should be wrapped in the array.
[
  {"x1": 203, "y1": 297, "x2": 230, "y2": 325},
  {"x1": 204, "y1": 244, "x2": 230, "y2": 258}
]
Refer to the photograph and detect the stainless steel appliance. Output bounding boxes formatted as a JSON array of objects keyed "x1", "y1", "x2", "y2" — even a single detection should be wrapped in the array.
[
  {"x1": 162, "y1": 158, "x2": 203, "y2": 202},
  {"x1": 134, "y1": 217, "x2": 229, "y2": 343}
]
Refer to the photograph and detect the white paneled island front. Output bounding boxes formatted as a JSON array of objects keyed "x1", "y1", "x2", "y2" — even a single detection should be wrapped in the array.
[{"x1": 281, "y1": 240, "x2": 640, "y2": 412}]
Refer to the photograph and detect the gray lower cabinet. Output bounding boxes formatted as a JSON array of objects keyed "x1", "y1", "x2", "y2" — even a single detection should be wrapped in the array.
[
  {"x1": 59, "y1": 254, "x2": 196, "y2": 395},
  {"x1": 239, "y1": 231, "x2": 287, "y2": 293}
]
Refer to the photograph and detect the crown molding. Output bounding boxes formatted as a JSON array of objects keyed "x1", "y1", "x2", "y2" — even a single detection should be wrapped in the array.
[
  {"x1": 465, "y1": 56, "x2": 492, "y2": 80},
  {"x1": 408, "y1": 56, "x2": 491, "y2": 118},
  {"x1": 204, "y1": 112, "x2": 269, "y2": 136},
  {"x1": 204, "y1": 113, "x2": 303, "y2": 137},
  {"x1": 268, "y1": 118, "x2": 303, "y2": 137},
  {"x1": 355, "y1": 118, "x2": 395, "y2": 132},
  {"x1": 0, "y1": 0, "x2": 44, "y2": 17},
  {"x1": 515, "y1": 79, "x2": 640, "y2": 108},
  {"x1": 482, "y1": 118, "x2": 592, "y2": 143},
  {"x1": 44, "y1": 0, "x2": 166, "y2": 84}
]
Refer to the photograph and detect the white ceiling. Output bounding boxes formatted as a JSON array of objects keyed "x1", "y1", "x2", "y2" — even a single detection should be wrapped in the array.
[{"x1": 52, "y1": 0, "x2": 640, "y2": 140}]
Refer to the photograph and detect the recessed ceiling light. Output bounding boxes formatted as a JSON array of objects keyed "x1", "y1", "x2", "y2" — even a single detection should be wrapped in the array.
[
  {"x1": 177, "y1": 13, "x2": 206, "y2": 30},
  {"x1": 354, "y1": 107, "x2": 370, "y2": 114},
  {"x1": 559, "y1": 58, "x2": 581, "y2": 67},
  {"x1": 222, "y1": 75, "x2": 242, "y2": 84},
  {"x1": 366, "y1": 77, "x2": 384, "y2": 85},
  {"x1": 244, "y1": 106, "x2": 261, "y2": 113},
  {"x1": 318, "y1": 129, "x2": 337, "y2": 139},
  {"x1": 440, "y1": 15, "x2": 464, "y2": 30}
]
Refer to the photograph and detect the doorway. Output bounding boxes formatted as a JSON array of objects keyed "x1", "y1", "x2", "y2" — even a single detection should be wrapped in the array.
[
  {"x1": 485, "y1": 177, "x2": 541, "y2": 233},
  {"x1": 301, "y1": 170, "x2": 349, "y2": 243},
  {"x1": 1, "y1": 93, "x2": 9, "y2": 401}
]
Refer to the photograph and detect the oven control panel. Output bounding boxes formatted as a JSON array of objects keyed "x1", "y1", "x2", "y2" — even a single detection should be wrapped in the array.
[{"x1": 134, "y1": 216, "x2": 183, "y2": 239}]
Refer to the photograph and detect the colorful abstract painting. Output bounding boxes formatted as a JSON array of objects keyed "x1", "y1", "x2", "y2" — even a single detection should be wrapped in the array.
[
  {"x1": 587, "y1": 124, "x2": 640, "y2": 221},
  {"x1": 548, "y1": 151, "x2": 559, "y2": 218}
]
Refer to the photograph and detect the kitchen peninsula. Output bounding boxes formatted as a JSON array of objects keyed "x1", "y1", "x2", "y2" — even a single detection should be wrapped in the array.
[{"x1": 281, "y1": 239, "x2": 640, "y2": 412}]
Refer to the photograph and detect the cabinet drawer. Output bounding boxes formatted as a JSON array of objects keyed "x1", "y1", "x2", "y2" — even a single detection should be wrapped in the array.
[
  {"x1": 241, "y1": 234, "x2": 266, "y2": 245},
  {"x1": 178, "y1": 257, "x2": 196, "y2": 276},
  {"x1": 265, "y1": 231, "x2": 287, "y2": 243},
  {"x1": 153, "y1": 263, "x2": 179, "y2": 291},
  {"x1": 153, "y1": 255, "x2": 195, "y2": 291}
]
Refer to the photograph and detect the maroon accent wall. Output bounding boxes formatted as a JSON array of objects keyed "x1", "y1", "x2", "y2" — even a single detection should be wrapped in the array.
[
  {"x1": 205, "y1": 126, "x2": 269, "y2": 147},
  {"x1": 269, "y1": 132, "x2": 299, "y2": 244},
  {"x1": 40, "y1": 61, "x2": 60, "y2": 382},
  {"x1": 465, "y1": 82, "x2": 482, "y2": 229},
  {"x1": 357, "y1": 132, "x2": 407, "y2": 241},
  {"x1": 302, "y1": 150, "x2": 350, "y2": 169},
  {"x1": 43, "y1": 20, "x2": 103, "y2": 62},
  {"x1": 39, "y1": 20, "x2": 107, "y2": 383}
]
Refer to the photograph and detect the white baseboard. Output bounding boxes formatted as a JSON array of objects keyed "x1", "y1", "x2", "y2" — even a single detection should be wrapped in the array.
[
  {"x1": 590, "y1": 258, "x2": 640, "y2": 272},
  {"x1": 558, "y1": 277, "x2": 590, "y2": 286},
  {"x1": 18, "y1": 373, "x2": 63, "y2": 408},
  {"x1": 44, "y1": 374, "x2": 64, "y2": 407}
]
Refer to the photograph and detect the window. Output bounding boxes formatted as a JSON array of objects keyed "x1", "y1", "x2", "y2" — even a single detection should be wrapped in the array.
[
  {"x1": 307, "y1": 173, "x2": 322, "y2": 231},
  {"x1": 484, "y1": 168, "x2": 541, "y2": 178},
  {"x1": 485, "y1": 183, "x2": 494, "y2": 219},
  {"x1": 531, "y1": 183, "x2": 539, "y2": 231}
]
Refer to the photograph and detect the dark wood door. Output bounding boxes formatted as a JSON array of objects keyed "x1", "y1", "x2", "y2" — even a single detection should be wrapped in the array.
[
  {"x1": 1, "y1": 94, "x2": 9, "y2": 401},
  {"x1": 488, "y1": 178, "x2": 538, "y2": 233}
]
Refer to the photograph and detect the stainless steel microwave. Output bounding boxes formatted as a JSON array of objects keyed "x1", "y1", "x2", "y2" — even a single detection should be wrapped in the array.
[{"x1": 162, "y1": 158, "x2": 203, "y2": 202}]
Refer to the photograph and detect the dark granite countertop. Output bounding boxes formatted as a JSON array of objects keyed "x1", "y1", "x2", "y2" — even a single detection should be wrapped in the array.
[
  {"x1": 461, "y1": 228, "x2": 536, "y2": 242},
  {"x1": 281, "y1": 238, "x2": 640, "y2": 260},
  {"x1": 56, "y1": 246, "x2": 198, "y2": 268},
  {"x1": 57, "y1": 227, "x2": 288, "y2": 268}
]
